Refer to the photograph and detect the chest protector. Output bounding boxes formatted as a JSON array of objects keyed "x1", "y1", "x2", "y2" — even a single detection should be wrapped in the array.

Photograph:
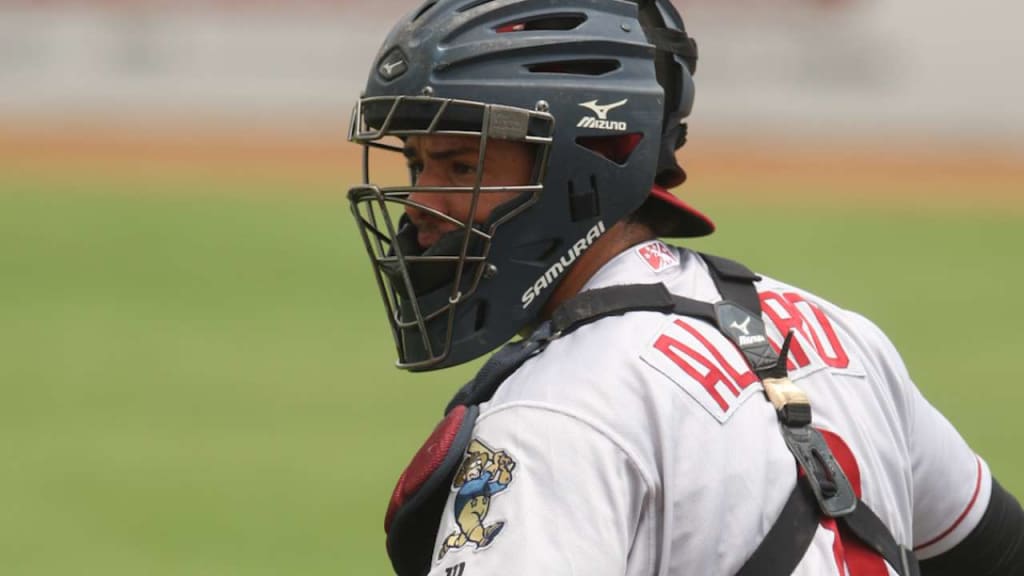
[{"x1": 384, "y1": 253, "x2": 920, "y2": 576}]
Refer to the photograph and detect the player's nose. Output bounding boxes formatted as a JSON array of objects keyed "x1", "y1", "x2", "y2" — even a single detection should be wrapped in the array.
[
  {"x1": 406, "y1": 172, "x2": 451, "y2": 250},
  {"x1": 406, "y1": 175, "x2": 447, "y2": 221}
]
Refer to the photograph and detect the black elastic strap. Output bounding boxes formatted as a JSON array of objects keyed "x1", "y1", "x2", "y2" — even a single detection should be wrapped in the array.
[
  {"x1": 701, "y1": 252, "x2": 762, "y2": 315},
  {"x1": 634, "y1": 0, "x2": 698, "y2": 72},
  {"x1": 634, "y1": 0, "x2": 685, "y2": 142},
  {"x1": 841, "y1": 502, "x2": 920, "y2": 576},
  {"x1": 548, "y1": 253, "x2": 763, "y2": 351},
  {"x1": 445, "y1": 322, "x2": 553, "y2": 413},
  {"x1": 736, "y1": 480, "x2": 820, "y2": 576},
  {"x1": 737, "y1": 484, "x2": 920, "y2": 576},
  {"x1": 701, "y1": 251, "x2": 762, "y2": 281},
  {"x1": 551, "y1": 283, "x2": 676, "y2": 336},
  {"x1": 647, "y1": 27, "x2": 698, "y2": 73},
  {"x1": 549, "y1": 282, "x2": 731, "y2": 341}
]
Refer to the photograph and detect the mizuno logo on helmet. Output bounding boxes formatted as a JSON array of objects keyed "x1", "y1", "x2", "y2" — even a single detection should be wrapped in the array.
[
  {"x1": 378, "y1": 49, "x2": 408, "y2": 81},
  {"x1": 577, "y1": 99, "x2": 629, "y2": 132},
  {"x1": 578, "y1": 99, "x2": 628, "y2": 120},
  {"x1": 520, "y1": 221, "x2": 607, "y2": 309}
]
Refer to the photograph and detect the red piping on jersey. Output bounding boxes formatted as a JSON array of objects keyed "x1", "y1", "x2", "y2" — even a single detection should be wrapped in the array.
[
  {"x1": 819, "y1": 429, "x2": 889, "y2": 575},
  {"x1": 821, "y1": 517, "x2": 849, "y2": 576},
  {"x1": 913, "y1": 456, "x2": 984, "y2": 551}
]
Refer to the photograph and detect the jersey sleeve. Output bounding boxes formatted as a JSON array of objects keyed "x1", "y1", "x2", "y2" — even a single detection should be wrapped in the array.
[
  {"x1": 905, "y1": 384, "x2": 991, "y2": 559},
  {"x1": 427, "y1": 402, "x2": 651, "y2": 576},
  {"x1": 845, "y1": 311, "x2": 991, "y2": 559}
]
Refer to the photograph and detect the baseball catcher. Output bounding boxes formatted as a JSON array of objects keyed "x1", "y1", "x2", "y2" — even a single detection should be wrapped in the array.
[{"x1": 346, "y1": 0, "x2": 1024, "y2": 574}]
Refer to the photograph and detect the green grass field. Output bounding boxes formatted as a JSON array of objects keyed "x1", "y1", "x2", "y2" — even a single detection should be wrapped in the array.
[{"x1": 1, "y1": 166, "x2": 1021, "y2": 575}]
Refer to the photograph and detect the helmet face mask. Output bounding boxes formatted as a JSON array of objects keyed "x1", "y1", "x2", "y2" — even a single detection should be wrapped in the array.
[
  {"x1": 349, "y1": 96, "x2": 555, "y2": 370},
  {"x1": 348, "y1": 0, "x2": 708, "y2": 371}
]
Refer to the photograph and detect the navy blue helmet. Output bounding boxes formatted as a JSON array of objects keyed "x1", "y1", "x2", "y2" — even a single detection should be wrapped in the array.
[{"x1": 348, "y1": 0, "x2": 713, "y2": 371}]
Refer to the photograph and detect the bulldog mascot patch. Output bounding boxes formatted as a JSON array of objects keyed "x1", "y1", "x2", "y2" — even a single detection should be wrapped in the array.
[{"x1": 438, "y1": 439, "x2": 517, "y2": 560}]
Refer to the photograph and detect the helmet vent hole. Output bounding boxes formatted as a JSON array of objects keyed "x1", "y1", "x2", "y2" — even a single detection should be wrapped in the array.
[
  {"x1": 576, "y1": 133, "x2": 644, "y2": 166},
  {"x1": 496, "y1": 14, "x2": 587, "y2": 33},
  {"x1": 457, "y1": 0, "x2": 497, "y2": 13},
  {"x1": 526, "y1": 59, "x2": 620, "y2": 76},
  {"x1": 412, "y1": 0, "x2": 438, "y2": 22}
]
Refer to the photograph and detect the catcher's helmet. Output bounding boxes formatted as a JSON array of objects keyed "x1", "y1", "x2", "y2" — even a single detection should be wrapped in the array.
[{"x1": 349, "y1": 0, "x2": 714, "y2": 371}]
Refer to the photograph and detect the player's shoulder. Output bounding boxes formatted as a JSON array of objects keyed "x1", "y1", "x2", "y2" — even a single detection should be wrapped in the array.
[
  {"x1": 489, "y1": 243, "x2": 713, "y2": 406},
  {"x1": 481, "y1": 248, "x2": 911, "y2": 440},
  {"x1": 479, "y1": 301, "x2": 719, "y2": 481},
  {"x1": 484, "y1": 248, "x2": 769, "y2": 414},
  {"x1": 492, "y1": 303, "x2": 675, "y2": 405},
  {"x1": 753, "y1": 273, "x2": 906, "y2": 379},
  {"x1": 483, "y1": 277, "x2": 760, "y2": 442},
  {"x1": 754, "y1": 273, "x2": 879, "y2": 337}
]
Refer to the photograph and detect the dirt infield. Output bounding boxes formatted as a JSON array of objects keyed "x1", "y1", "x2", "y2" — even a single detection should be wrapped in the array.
[{"x1": 2, "y1": 123, "x2": 1022, "y2": 210}]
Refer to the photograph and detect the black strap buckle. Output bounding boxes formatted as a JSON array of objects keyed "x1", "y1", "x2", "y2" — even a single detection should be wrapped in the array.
[
  {"x1": 715, "y1": 304, "x2": 859, "y2": 519},
  {"x1": 780, "y1": 424, "x2": 858, "y2": 518}
]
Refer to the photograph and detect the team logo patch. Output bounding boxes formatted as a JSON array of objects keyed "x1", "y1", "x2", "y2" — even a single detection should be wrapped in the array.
[
  {"x1": 438, "y1": 439, "x2": 517, "y2": 560},
  {"x1": 635, "y1": 241, "x2": 679, "y2": 273}
]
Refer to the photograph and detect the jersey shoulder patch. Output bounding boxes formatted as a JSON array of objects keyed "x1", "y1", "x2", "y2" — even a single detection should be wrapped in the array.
[
  {"x1": 633, "y1": 240, "x2": 680, "y2": 273},
  {"x1": 640, "y1": 315, "x2": 763, "y2": 423},
  {"x1": 436, "y1": 438, "x2": 517, "y2": 563}
]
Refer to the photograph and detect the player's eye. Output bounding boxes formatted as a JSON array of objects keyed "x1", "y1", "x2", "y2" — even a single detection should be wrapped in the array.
[{"x1": 451, "y1": 162, "x2": 477, "y2": 177}]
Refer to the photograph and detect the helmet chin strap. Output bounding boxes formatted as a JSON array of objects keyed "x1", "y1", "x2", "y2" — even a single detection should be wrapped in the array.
[{"x1": 634, "y1": 0, "x2": 698, "y2": 188}]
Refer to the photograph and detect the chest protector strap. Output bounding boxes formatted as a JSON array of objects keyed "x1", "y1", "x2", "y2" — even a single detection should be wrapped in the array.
[{"x1": 384, "y1": 253, "x2": 919, "y2": 576}]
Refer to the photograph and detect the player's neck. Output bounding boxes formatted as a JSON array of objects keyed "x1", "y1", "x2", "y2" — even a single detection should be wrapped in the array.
[{"x1": 539, "y1": 220, "x2": 656, "y2": 321}]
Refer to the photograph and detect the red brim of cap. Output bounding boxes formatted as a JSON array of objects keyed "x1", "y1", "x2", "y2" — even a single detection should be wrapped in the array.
[{"x1": 650, "y1": 185, "x2": 715, "y2": 238}]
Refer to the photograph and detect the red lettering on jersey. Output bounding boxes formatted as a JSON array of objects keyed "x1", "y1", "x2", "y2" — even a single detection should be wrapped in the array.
[
  {"x1": 818, "y1": 430, "x2": 888, "y2": 575},
  {"x1": 759, "y1": 291, "x2": 813, "y2": 368},
  {"x1": 652, "y1": 319, "x2": 757, "y2": 412},
  {"x1": 672, "y1": 320, "x2": 759, "y2": 391},
  {"x1": 759, "y1": 291, "x2": 850, "y2": 370},
  {"x1": 652, "y1": 335, "x2": 736, "y2": 411},
  {"x1": 787, "y1": 293, "x2": 850, "y2": 369}
]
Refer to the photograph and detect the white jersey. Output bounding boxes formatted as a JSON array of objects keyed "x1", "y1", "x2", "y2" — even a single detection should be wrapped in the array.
[{"x1": 427, "y1": 240, "x2": 989, "y2": 576}]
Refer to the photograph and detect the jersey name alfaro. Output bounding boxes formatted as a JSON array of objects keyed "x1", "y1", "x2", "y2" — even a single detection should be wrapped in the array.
[
  {"x1": 520, "y1": 221, "x2": 607, "y2": 309},
  {"x1": 642, "y1": 317, "x2": 762, "y2": 424},
  {"x1": 642, "y1": 286, "x2": 861, "y2": 423}
]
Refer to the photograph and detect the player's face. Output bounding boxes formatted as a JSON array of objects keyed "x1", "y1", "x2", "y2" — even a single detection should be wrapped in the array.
[{"x1": 403, "y1": 135, "x2": 534, "y2": 250}]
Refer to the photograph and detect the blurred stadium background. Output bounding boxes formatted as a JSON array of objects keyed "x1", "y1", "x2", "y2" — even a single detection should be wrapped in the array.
[{"x1": 1, "y1": 0, "x2": 1021, "y2": 574}]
